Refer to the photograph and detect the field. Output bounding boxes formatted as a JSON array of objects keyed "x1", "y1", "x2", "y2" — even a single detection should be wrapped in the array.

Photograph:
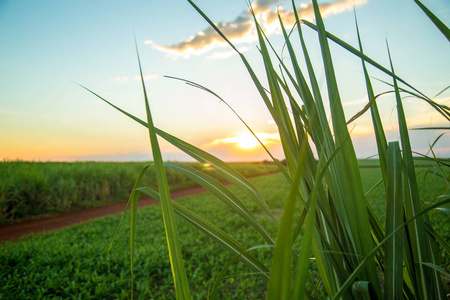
[
  {"x1": 0, "y1": 161, "x2": 279, "y2": 225},
  {"x1": 2, "y1": 0, "x2": 449, "y2": 298},
  {"x1": 1, "y1": 162, "x2": 448, "y2": 299}
]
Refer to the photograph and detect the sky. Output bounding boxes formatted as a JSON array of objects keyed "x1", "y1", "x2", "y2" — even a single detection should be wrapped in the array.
[{"x1": 0, "y1": 0, "x2": 449, "y2": 162}]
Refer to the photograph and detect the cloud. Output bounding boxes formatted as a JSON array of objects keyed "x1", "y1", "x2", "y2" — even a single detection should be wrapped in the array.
[{"x1": 146, "y1": 0, "x2": 367, "y2": 59}]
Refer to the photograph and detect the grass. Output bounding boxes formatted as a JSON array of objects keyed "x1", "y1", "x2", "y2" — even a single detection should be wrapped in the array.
[
  {"x1": 0, "y1": 166, "x2": 447, "y2": 299},
  {"x1": 0, "y1": 161, "x2": 278, "y2": 224}
]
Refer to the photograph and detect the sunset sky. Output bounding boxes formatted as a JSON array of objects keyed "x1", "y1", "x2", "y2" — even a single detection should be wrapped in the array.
[{"x1": 1, "y1": 0, "x2": 449, "y2": 162}]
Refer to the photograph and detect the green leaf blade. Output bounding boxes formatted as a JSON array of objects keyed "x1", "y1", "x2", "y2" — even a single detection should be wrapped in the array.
[
  {"x1": 137, "y1": 187, "x2": 270, "y2": 278},
  {"x1": 384, "y1": 142, "x2": 404, "y2": 300},
  {"x1": 164, "y1": 162, "x2": 274, "y2": 245},
  {"x1": 136, "y1": 44, "x2": 192, "y2": 299}
]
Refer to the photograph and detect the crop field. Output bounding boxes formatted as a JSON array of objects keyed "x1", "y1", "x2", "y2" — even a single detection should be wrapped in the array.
[
  {"x1": 1, "y1": 162, "x2": 448, "y2": 299},
  {"x1": 1, "y1": 0, "x2": 449, "y2": 298},
  {"x1": 0, "y1": 161, "x2": 279, "y2": 224}
]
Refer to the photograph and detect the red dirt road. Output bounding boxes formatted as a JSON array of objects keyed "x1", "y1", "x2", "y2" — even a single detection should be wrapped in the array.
[{"x1": 0, "y1": 185, "x2": 211, "y2": 243}]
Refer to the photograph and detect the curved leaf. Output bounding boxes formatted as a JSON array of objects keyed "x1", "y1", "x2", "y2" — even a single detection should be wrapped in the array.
[
  {"x1": 80, "y1": 85, "x2": 277, "y2": 224},
  {"x1": 164, "y1": 162, "x2": 274, "y2": 245},
  {"x1": 136, "y1": 44, "x2": 191, "y2": 299},
  {"x1": 137, "y1": 187, "x2": 270, "y2": 278}
]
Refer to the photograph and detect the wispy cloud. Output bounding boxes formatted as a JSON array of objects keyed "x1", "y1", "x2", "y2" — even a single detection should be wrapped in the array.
[{"x1": 146, "y1": 0, "x2": 366, "y2": 59}]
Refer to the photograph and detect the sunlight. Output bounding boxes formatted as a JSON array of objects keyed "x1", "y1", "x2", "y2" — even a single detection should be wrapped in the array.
[
  {"x1": 234, "y1": 132, "x2": 261, "y2": 149},
  {"x1": 206, "y1": 132, "x2": 280, "y2": 150}
]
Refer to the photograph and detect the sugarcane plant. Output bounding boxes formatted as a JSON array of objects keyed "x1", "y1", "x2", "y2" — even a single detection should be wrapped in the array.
[{"x1": 84, "y1": 0, "x2": 449, "y2": 298}]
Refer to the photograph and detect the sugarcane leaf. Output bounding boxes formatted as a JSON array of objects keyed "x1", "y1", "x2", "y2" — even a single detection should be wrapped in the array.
[
  {"x1": 136, "y1": 187, "x2": 270, "y2": 278},
  {"x1": 412, "y1": 0, "x2": 450, "y2": 41},
  {"x1": 136, "y1": 41, "x2": 191, "y2": 299},
  {"x1": 164, "y1": 162, "x2": 274, "y2": 245},
  {"x1": 384, "y1": 142, "x2": 404, "y2": 300}
]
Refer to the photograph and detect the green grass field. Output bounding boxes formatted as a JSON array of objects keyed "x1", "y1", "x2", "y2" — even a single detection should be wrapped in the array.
[
  {"x1": 1, "y1": 162, "x2": 447, "y2": 299},
  {"x1": 0, "y1": 161, "x2": 278, "y2": 224}
]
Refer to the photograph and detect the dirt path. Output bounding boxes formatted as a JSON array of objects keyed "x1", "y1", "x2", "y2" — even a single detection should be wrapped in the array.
[{"x1": 0, "y1": 184, "x2": 214, "y2": 243}]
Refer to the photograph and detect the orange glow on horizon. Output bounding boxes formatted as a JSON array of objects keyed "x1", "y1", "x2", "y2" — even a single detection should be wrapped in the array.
[{"x1": 205, "y1": 132, "x2": 280, "y2": 150}]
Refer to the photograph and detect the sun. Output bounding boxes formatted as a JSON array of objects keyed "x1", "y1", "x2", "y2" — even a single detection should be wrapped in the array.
[
  {"x1": 234, "y1": 132, "x2": 261, "y2": 149},
  {"x1": 232, "y1": 132, "x2": 281, "y2": 150},
  {"x1": 206, "y1": 132, "x2": 280, "y2": 151}
]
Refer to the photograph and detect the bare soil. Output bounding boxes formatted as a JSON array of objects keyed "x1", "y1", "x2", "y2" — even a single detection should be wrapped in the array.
[{"x1": 0, "y1": 184, "x2": 211, "y2": 243}]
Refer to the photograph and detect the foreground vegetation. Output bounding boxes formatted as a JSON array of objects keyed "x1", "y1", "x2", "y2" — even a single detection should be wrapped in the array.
[
  {"x1": 82, "y1": 0, "x2": 450, "y2": 298},
  {"x1": 78, "y1": 0, "x2": 450, "y2": 298},
  {"x1": 1, "y1": 167, "x2": 447, "y2": 299},
  {"x1": 4, "y1": 0, "x2": 447, "y2": 298},
  {"x1": 0, "y1": 161, "x2": 278, "y2": 224}
]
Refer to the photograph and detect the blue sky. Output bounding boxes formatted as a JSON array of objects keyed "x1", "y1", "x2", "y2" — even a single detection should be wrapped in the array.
[{"x1": 0, "y1": 0, "x2": 449, "y2": 162}]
